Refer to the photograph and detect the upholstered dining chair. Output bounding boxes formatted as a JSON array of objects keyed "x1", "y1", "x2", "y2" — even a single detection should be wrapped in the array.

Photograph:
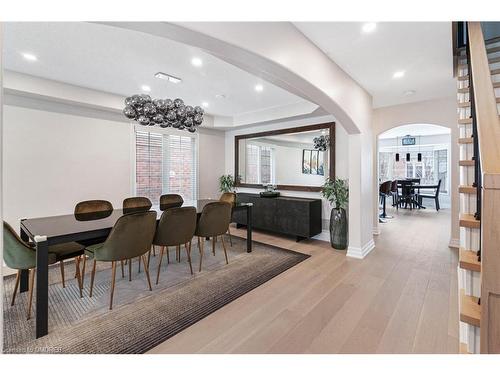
[
  {"x1": 74, "y1": 200, "x2": 114, "y2": 286},
  {"x1": 86, "y1": 211, "x2": 157, "y2": 310},
  {"x1": 123, "y1": 197, "x2": 152, "y2": 214},
  {"x1": 195, "y1": 202, "x2": 232, "y2": 272},
  {"x1": 159, "y1": 194, "x2": 184, "y2": 211},
  {"x1": 153, "y1": 207, "x2": 197, "y2": 283},
  {"x1": 3, "y1": 221, "x2": 84, "y2": 318},
  {"x1": 219, "y1": 192, "x2": 236, "y2": 246}
]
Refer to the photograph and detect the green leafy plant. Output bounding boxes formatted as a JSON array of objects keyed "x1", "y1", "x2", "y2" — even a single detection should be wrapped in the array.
[
  {"x1": 322, "y1": 178, "x2": 349, "y2": 209},
  {"x1": 219, "y1": 174, "x2": 235, "y2": 193}
]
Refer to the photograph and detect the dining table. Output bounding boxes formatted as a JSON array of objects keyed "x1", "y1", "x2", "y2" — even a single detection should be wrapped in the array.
[
  {"x1": 18, "y1": 199, "x2": 253, "y2": 339},
  {"x1": 396, "y1": 182, "x2": 438, "y2": 209}
]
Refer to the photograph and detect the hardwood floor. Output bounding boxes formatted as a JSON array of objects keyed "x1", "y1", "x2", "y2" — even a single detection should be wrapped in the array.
[{"x1": 148, "y1": 206, "x2": 458, "y2": 354}]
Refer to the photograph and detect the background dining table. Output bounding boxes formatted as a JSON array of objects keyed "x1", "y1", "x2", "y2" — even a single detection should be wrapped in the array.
[{"x1": 18, "y1": 199, "x2": 253, "y2": 339}]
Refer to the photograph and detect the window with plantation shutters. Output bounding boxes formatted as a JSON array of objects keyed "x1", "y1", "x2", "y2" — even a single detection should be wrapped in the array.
[{"x1": 135, "y1": 129, "x2": 197, "y2": 205}]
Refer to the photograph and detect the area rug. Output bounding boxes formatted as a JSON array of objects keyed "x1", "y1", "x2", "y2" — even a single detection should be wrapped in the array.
[{"x1": 3, "y1": 237, "x2": 309, "y2": 353}]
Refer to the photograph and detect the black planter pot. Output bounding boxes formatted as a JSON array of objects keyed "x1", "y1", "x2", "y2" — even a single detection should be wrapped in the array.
[{"x1": 329, "y1": 207, "x2": 348, "y2": 250}]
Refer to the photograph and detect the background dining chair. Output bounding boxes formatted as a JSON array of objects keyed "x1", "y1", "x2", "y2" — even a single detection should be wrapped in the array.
[
  {"x1": 219, "y1": 192, "x2": 236, "y2": 246},
  {"x1": 123, "y1": 197, "x2": 152, "y2": 214},
  {"x1": 153, "y1": 206, "x2": 197, "y2": 283},
  {"x1": 85, "y1": 211, "x2": 157, "y2": 310},
  {"x1": 159, "y1": 194, "x2": 184, "y2": 211},
  {"x1": 195, "y1": 202, "x2": 232, "y2": 272},
  {"x1": 418, "y1": 179, "x2": 442, "y2": 211},
  {"x1": 3, "y1": 221, "x2": 84, "y2": 318},
  {"x1": 74, "y1": 200, "x2": 114, "y2": 286},
  {"x1": 390, "y1": 180, "x2": 399, "y2": 209}
]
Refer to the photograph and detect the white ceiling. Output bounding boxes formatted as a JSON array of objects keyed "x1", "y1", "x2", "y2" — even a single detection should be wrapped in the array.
[
  {"x1": 295, "y1": 22, "x2": 456, "y2": 108},
  {"x1": 2, "y1": 22, "x2": 309, "y2": 118},
  {"x1": 378, "y1": 124, "x2": 450, "y2": 139}
]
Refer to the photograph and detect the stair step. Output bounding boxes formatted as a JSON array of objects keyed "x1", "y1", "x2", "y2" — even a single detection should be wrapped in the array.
[
  {"x1": 458, "y1": 118, "x2": 472, "y2": 125},
  {"x1": 494, "y1": 82, "x2": 500, "y2": 88},
  {"x1": 458, "y1": 137, "x2": 473, "y2": 144},
  {"x1": 460, "y1": 289, "x2": 481, "y2": 327},
  {"x1": 458, "y1": 56, "x2": 500, "y2": 70},
  {"x1": 460, "y1": 342, "x2": 471, "y2": 354},
  {"x1": 459, "y1": 213, "x2": 481, "y2": 229},
  {"x1": 459, "y1": 248, "x2": 481, "y2": 272},
  {"x1": 459, "y1": 159, "x2": 475, "y2": 167},
  {"x1": 457, "y1": 87, "x2": 469, "y2": 94},
  {"x1": 491, "y1": 68, "x2": 500, "y2": 76},
  {"x1": 458, "y1": 98, "x2": 500, "y2": 108},
  {"x1": 458, "y1": 75, "x2": 469, "y2": 81},
  {"x1": 459, "y1": 185, "x2": 476, "y2": 194}
]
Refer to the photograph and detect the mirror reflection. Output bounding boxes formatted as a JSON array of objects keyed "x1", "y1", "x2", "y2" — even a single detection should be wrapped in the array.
[{"x1": 237, "y1": 129, "x2": 330, "y2": 187}]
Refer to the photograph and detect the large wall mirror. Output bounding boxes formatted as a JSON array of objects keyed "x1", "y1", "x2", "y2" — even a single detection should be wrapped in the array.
[{"x1": 235, "y1": 122, "x2": 335, "y2": 192}]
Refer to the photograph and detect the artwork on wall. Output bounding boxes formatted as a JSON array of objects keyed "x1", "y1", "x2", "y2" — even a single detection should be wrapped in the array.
[{"x1": 302, "y1": 149, "x2": 325, "y2": 176}]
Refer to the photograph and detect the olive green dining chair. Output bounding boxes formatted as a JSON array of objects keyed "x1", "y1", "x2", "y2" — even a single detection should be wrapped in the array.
[
  {"x1": 219, "y1": 192, "x2": 236, "y2": 246},
  {"x1": 85, "y1": 211, "x2": 157, "y2": 310},
  {"x1": 75, "y1": 200, "x2": 114, "y2": 286},
  {"x1": 153, "y1": 207, "x2": 197, "y2": 283},
  {"x1": 123, "y1": 197, "x2": 152, "y2": 214},
  {"x1": 3, "y1": 221, "x2": 84, "y2": 319},
  {"x1": 195, "y1": 202, "x2": 232, "y2": 272},
  {"x1": 159, "y1": 194, "x2": 184, "y2": 211}
]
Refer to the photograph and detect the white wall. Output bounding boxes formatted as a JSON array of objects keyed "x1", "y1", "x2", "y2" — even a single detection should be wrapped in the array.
[
  {"x1": 225, "y1": 114, "x2": 349, "y2": 235},
  {"x1": 372, "y1": 97, "x2": 459, "y2": 245}
]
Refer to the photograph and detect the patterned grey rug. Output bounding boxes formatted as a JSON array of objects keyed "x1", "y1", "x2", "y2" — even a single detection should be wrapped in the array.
[{"x1": 3, "y1": 236, "x2": 309, "y2": 353}]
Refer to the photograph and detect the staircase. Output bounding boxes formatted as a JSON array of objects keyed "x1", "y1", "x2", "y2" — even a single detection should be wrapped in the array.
[{"x1": 455, "y1": 23, "x2": 500, "y2": 354}]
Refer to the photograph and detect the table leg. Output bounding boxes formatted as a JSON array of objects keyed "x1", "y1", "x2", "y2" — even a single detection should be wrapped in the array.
[
  {"x1": 246, "y1": 205, "x2": 252, "y2": 253},
  {"x1": 35, "y1": 236, "x2": 49, "y2": 338},
  {"x1": 20, "y1": 225, "x2": 30, "y2": 293}
]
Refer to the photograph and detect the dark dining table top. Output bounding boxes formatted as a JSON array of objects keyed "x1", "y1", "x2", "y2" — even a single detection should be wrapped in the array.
[{"x1": 21, "y1": 199, "x2": 252, "y2": 242}]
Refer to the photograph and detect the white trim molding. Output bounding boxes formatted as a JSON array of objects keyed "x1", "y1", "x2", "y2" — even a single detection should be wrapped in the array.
[
  {"x1": 346, "y1": 239, "x2": 375, "y2": 259},
  {"x1": 373, "y1": 226, "x2": 381, "y2": 235},
  {"x1": 448, "y1": 237, "x2": 460, "y2": 249}
]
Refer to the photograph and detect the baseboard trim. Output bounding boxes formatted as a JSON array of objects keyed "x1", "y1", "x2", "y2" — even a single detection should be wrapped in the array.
[
  {"x1": 449, "y1": 238, "x2": 460, "y2": 249},
  {"x1": 346, "y1": 238, "x2": 375, "y2": 259},
  {"x1": 373, "y1": 226, "x2": 381, "y2": 235}
]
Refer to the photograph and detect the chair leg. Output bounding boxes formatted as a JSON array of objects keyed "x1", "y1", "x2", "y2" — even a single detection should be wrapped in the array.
[
  {"x1": 177, "y1": 245, "x2": 181, "y2": 262},
  {"x1": 152, "y1": 245, "x2": 156, "y2": 257},
  {"x1": 138, "y1": 256, "x2": 141, "y2": 273},
  {"x1": 109, "y1": 261, "x2": 116, "y2": 310},
  {"x1": 121, "y1": 260, "x2": 125, "y2": 278},
  {"x1": 227, "y1": 226, "x2": 233, "y2": 247},
  {"x1": 27, "y1": 269, "x2": 35, "y2": 320},
  {"x1": 89, "y1": 259, "x2": 97, "y2": 298},
  {"x1": 198, "y1": 236, "x2": 204, "y2": 272},
  {"x1": 185, "y1": 242, "x2": 193, "y2": 275},
  {"x1": 221, "y1": 235, "x2": 229, "y2": 265},
  {"x1": 11, "y1": 270, "x2": 20, "y2": 306},
  {"x1": 212, "y1": 237, "x2": 216, "y2": 256},
  {"x1": 436, "y1": 197, "x2": 440, "y2": 211},
  {"x1": 142, "y1": 255, "x2": 153, "y2": 292},
  {"x1": 166, "y1": 246, "x2": 170, "y2": 264},
  {"x1": 156, "y1": 246, "x2": 165, "y2": 285},
  {"x1": 128, "y1": 258, "x2": 132, "y2": 282},
  {"x1": 75, "y1": 256, "x2": 83, "y2": 298},
  {"x1": 59, "y1": 261, "x2": 66, "y2": 288},
  {"x1": 147, "y1": 250, "x2": 151, "y2": 268},
  {"x1": 81, "y1": 255, "x2": 87, "y2": 286}
]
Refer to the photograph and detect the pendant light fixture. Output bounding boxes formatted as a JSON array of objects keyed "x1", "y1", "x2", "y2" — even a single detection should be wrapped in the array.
[
  {"x1": 395, "y1": 136, "x2": 400, "y2": 162},
  {"x1": 417, "y1": 135, "x2": 422, "y2": 162},
  {"x1": 406, "y1": 152, "x2": 410, "y2": 162}
]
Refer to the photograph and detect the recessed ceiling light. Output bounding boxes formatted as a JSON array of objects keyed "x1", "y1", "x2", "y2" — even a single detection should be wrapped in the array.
[
  {"x1": 361, "y1": 22, "x2": 377, "y2": 33},
  {"x1": 255, "y1": 84, "x2": 264, "y2": 92},
  {"x1": 215, "y1": 94, "x2": 227, "y2": 99},
  {"x1": 22, "y1": 52, "x2": 37, "y2": 61},
  {"x1": 141, "y1": 85, "x2": 151, "y2": 92},
  {"x1": 393, "y1": 70, "x2": 405, "y2": 79},
  {"x1": 404, "y1": 90, "x2": 416, "y2": 97},
  {"x1": 191, "y1": 57, "x2": 203, "y2": 67},
  {"x1": 202, "y1": 102, "x2": 209, "y2": 108},
  {"x1": 154, "y1": 72, "x2": 182, "y2": 84}
]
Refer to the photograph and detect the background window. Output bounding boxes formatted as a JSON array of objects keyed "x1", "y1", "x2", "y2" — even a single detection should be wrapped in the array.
[{"x1": 135, "y1": 130, "x2": 197, "y2": 204}]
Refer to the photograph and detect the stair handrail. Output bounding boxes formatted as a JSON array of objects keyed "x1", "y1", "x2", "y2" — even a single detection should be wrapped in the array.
[{"x1": 466, "y1": 21, "x2": 500, "y2": 354}]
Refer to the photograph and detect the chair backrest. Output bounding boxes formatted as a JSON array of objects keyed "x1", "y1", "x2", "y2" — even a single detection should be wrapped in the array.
[
  {"x1": 153, "y1": 207, "x2": 197, "y2": 247},
  {"x1": 390, "y1": 180, "x2": 398, "y2": 193},
  {"x1": 3, "y1": 221, "x2": 36, "y2": 270},
  {"x1": 123, "y1": 196, "x2": 152, "y2": 214},
  {"x1": 435, "y1": 179, "x2": 442, "y2": 196},
  {"x1": 379, "y1": 181, "x2": 392, "y2": 195},
  {"x1": 74, "y1": 200, "x2": 113, "y2": 214},
  {"x1": 159, "y1": 194, "x2": 184, "y2": 211},
  {"x1": 195, "y1": 201, "x2": 232, "y2": 237},
  {"x1": 94, "y1": 211, "x2": 157, "y2": 262},
  {"x1": 219, "y1": 192, "x2": 236, "y2": 206}
]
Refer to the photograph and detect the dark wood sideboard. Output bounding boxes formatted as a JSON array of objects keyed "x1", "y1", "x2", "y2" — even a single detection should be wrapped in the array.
[{"x1": 233, "y1": 193, "x2": 322, "y2": 241}]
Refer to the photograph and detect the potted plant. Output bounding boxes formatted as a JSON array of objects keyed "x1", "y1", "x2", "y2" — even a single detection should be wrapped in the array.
[
  {"x1": 219, "y1": 174, "x2": 236, "y2": 193},
  {"x1": 322, "y1": 178, "x2": 349, "y2": 250}
]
